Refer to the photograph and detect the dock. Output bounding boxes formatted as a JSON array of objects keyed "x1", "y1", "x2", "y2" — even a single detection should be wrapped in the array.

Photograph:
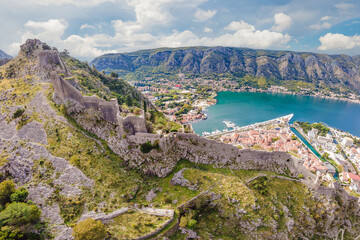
[{"x1": 203, "y1": 114, "x2": 294, "y2": 138}]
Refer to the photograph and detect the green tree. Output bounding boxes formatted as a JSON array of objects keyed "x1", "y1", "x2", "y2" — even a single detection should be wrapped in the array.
[
  {"x1": 13, "y1": 109, "x2": 25, "y2": 119},
  {"x1": 143, "y1": 100, "x2": 147, "y2": 113},
  {"x1": 0, "y1": 202, "x2": 41, "y2": 227},
  {"x1": 0, "y1": 180, "x2": 15, "y2": 206},
  {"x1": 72, "y1": 218, "x2": 106, "y2": 240},
  {"x1": 10, "y1": 188, "x2": 28, "y2": 203},
  {"x1": 110, "y1": 72, "x2": 118, "y2": 78},
  {"x1": 125, "y1": 95, "x2": 133, "y2": 107}
]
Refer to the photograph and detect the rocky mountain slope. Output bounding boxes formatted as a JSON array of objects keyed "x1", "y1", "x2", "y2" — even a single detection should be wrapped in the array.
[
  {"x1": 0, "y1": 39, "x2": 360, "y2": 239},
  {"x1": 92, "y1": 46, "x2": 360, "y2": 92}
]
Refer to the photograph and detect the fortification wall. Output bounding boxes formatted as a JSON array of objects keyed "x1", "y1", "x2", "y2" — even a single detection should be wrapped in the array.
[
  {"x1": 123, "y1": 131, "x2": 305, "y2": 178},
  {"x1": 38, "y1": 50, "x2": 71, "y2": 78},
  {"x1": 173, "y1": 133, "x2": 299, "y2": 175},
  {"x1": 128, "y1": 133, "x2": 162, "y2": 145},
  {"x1": 123, "y1": 116, "x2": 148, "y2": 135},
  {"x1": 50, "y1": 71, "x2": 121, "y2": 125}
]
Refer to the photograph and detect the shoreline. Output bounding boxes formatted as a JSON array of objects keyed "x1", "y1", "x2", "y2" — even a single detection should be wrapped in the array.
[
  {"x1": 191, "y1": 90, "x2": 360, "y2": 137},
  {"x1": 234, "y1": 88, "x2": 360, "y2": 105}
]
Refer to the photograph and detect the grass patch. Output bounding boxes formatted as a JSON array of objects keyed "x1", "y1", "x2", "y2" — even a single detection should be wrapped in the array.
[{"x1": 107, "y1": 210, "x2": 170, "y2": 239}]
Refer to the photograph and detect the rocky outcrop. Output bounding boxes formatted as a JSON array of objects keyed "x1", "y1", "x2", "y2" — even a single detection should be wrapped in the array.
[{"x1": 92, "y1": 47, "x2": 360, "y2": 91}]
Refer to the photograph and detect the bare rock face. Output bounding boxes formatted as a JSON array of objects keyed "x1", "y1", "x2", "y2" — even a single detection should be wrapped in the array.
[
  {"x1": 171, "y1": 169, "x2": 198, "y2": 191},
  {"x1": 146, "y1": 189, "x2": 157, "y2": 202},
  {"x1": 17, "y1": 121, "x2": 48, "y2": 145},
  {"x1": 27, "y1": 183, "x2": 54, "y2": 205},
  {"x1": 92, "y1": 46, "x2": 360, "y2": 91}
]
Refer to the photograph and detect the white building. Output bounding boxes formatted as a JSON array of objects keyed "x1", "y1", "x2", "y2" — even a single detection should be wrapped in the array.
[
  {"x1": 318, "y1": 136, "x2": 333, "y2": 144},
  {"x1": 308, "y1": 128, "x2": 319, "y2": 140},
  {"x1": 342, "y1": 137, "x2": 354, "y2": 147}
]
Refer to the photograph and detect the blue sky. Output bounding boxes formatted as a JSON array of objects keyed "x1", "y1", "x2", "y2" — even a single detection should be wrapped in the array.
[{"x1": 1, "y1": 0, "x2": 360, "y2": 60}]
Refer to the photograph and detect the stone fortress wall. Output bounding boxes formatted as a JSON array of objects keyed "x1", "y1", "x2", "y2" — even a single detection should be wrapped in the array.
[
  {"x1": 51, "y1": 70, "x2": 121, "y2": 125},
  {"x1": 36, "y1": 45, "x2": 147, "y2": 129},
  {"x1": 33, "y1": 38, "x2": 311, "y2": 179}
]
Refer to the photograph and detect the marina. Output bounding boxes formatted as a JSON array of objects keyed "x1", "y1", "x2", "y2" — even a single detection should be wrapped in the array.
[{"x1": 202, "y1": 114, "x2": 294, "y2": 138}]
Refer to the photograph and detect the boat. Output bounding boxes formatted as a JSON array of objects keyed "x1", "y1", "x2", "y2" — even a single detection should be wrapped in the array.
[{"x1": 223, "y1": 120, "x2": 236, "y2": 129}]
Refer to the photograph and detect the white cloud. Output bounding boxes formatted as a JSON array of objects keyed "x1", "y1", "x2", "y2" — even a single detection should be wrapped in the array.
[
  {"x1": 24, "y1": 19, "x2": 68, "y2": 43},
  {"x1": 10, "y1": 0, "x2": 116, "y2": 7},
  {"x1": 80, "y1": 24, "x2": 102, "y2": 30},
  {"x1": 9, "y1": 14, "x2": 292, "y2": 58},
  {"x1": 8, "y1": 19, "x2": 113, "y2": 57},
  {"x1": 225, "y1": 21, "x2": 255, "y2": 31},
  {"x1": 194, "y1": 8, "x2": 217, "y2": 22},
  {"x1": 318, "y1": 33, "x2": 360, "y2": 50},
  {"x1": 334, "y1": 3, "x2": 354, "y2": 10},
  {"x1": 126, "y1": 0, "x2": 172, "y2": 27},
  {"x1": 125, "y1": 0, "x2": 206, "y2": 28},
  {"x1": 203, "y1": 27, "x2": 213, "y2": 33},
  {"x1": 321, "y1": 16, "x2": 331, "y2": 21},
  {"x1": 271, "y1": 12, "x2": 292, "y2": 32},
  {"x1": 309, "y1": 22, "x2": 331, "y2": 30}
]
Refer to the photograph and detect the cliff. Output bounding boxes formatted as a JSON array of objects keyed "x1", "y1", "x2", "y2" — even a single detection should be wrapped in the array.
[
  {"x1": 0, "y1": 39, "x2": 360, "y2": 239},
  {"x1": 91, "y1": 46, "x2": 360, "y2": 92}
]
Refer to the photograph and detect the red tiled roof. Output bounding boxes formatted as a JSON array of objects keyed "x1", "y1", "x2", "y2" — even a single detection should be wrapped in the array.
[{"x1": 348, "y1": 173, "x2": 360, "y2": 182}]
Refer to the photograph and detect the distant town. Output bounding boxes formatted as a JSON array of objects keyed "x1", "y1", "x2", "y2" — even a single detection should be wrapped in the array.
[
  {"x1": 132, "y1": 74, "x2": 360, "y2": 126},
  {"x1": 132, "y1": 74, "x2": 360, "y2": 198},
  {"x1": 209, "y1": 116, "x2": 360, "y2": 197}
]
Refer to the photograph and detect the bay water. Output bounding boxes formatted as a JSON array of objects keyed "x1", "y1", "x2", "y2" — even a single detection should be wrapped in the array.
[{"x1": 192, "y1": 91, "x2": 360, "y2": 137}]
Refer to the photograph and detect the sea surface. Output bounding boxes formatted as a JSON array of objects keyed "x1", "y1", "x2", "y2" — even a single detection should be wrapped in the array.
[{"x1": 192, "y1": 91, "x2": 360, "y2": 137}]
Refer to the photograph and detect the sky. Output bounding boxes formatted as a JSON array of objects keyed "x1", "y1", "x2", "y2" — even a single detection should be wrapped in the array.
[{"x1": 1, "y1": 0, "x2": 360, "y2": 61}]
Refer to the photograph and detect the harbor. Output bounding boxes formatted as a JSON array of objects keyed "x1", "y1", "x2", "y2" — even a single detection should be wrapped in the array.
[
  {"x1": 201, "y1": 114, "x2": 294, "y2": 138},
  {"x1": 196, "y1": 113, "x2": 343, "y2": 182}
]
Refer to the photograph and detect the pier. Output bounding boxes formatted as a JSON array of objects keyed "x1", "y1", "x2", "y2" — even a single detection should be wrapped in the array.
[{"x1": 203, "y1": 114, "x2": 294, "y2": 138}]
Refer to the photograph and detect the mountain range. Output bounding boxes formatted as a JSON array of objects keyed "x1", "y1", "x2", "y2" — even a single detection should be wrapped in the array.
[
  {"x1": 0, "y1": 49, "x2": 11, "y2": 59},
  {"x1": 91, "y1": 46, "x2": 360, "y2": 92},
  {"x1": 0, "y1": 50, "x2": 11, "y2": 66}
]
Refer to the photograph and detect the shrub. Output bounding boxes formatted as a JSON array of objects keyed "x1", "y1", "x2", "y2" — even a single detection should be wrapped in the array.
[
  {"x1": 298, "y1": 174, "x2": 304, "y2": 179},
  {"x1": 0, "y1": 180, "x2": 15, "y2": 206},
  {"x1": 179, "y1": 216, "x2": 188, "y2": 228},
  {"x1": 272, "y1": 137, "x2": 280, "y2": 142},
  {"x1": 10, "y1": 188, "x2": 28, "y2": 203},
  {"x1": 13, "y1": 109, "x2": 25, "y2": 119},
  {"x1": 187, "y1": 219, "x2": 197, "y2": 229},
  {"x1": 72, "y1": 218, "x2": 106, "y2": 240},
  {"x1": 0, "y1": 202, "x2": 41, "y2": 227},
  {"x1": 110, "y1": 72, "x2": 118, "y2": 78},
  {"x1": 0, "y1": 226, "x2": 24, "y2": 240},
  {"x1": 250, "y1": 176, "x2": 269, "y2": 196},
  {"x1": 140, "y1": 141, "x2": 159, "y2": 154},
  {"x1": 59, "y1": 105, "x2": 67, "y2": 115}
]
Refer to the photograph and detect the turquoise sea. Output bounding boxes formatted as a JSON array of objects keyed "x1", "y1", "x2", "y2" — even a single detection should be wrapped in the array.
[{"x1": 192, "y1": 91, "x2": 360, "y2": 137}]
